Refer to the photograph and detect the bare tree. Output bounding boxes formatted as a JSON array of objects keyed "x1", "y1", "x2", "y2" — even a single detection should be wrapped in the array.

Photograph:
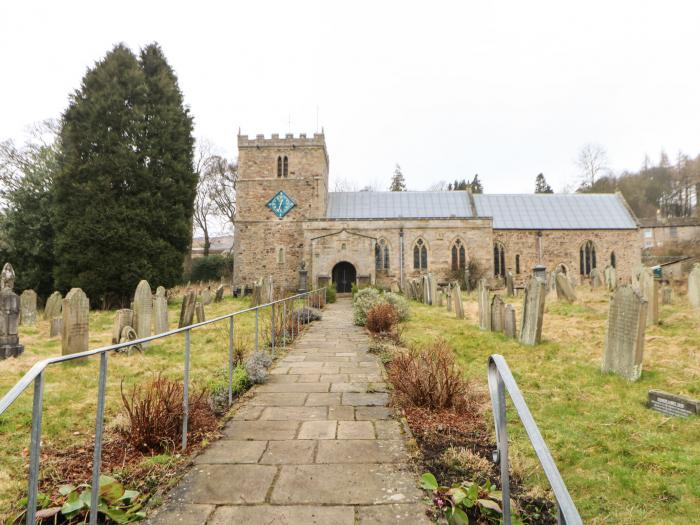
[
  {"x1": 332, "y1": 177, "x2": 358, "y2": 192},
  {"x1": 576, "y1": 143, "x2": 609, "y2": 188},
  {"x1": 427, "y1": 180, "x2": 448, "y2": 191},
  {"x1": 209, "y1": 158, "x2": 238, "y2": 228},
  {"x1": 192, "y1": 140, "x2": 218, "y2": 256}
]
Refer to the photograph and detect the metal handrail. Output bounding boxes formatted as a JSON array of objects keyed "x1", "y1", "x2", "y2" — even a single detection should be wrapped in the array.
[
  {"x1": 487, "y1": 354, "x2": 582, "y2": 525},
  {"x1": 0, "y1": 287, "x2": 326, "y2": 525}
]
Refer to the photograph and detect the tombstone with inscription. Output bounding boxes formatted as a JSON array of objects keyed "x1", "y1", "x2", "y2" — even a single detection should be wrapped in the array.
[
  {"x1": 478, "y1": 279, "x2": 490, "y2": 331},
  {"x1": 505, "y1": 271, "x2": 514, "y2": 297},
  {"x1": 44, "y1": 291, "x2": 63, "y2": 320},
  {"x1": 648, "y1": 390, "x2": 699, "y2": 417},
  {"x1": 195, "y1": 302, "x2": 205, "y2": 323},
  {"x1": 520, "y1": 277, "x2": 546, "y2": 346},
  {"x1": 453, "y1": 283, "x2": 464, "y2": 319},
  {"x1": 504, "y1": 304, "x2": 516, "y2": 338},
  {"x1": 490, "y1": 295, "x2": 505, "y2": 333},
  {"x1": 661, "y1": 286, "x2": 673, "y2": 305},
  {"x1": 154, "y1": 286, "x2": 169, "y2": 334},
  {"x1": 61, "y1": 288, "x2": 89, "y2": 355},
  {"x1": 133, "y1": 280, "x2": 153, "y2": 339},
  {"x1": 112, "y1": 309, "x2": 134, "y2": 344},
  {"x1": 601, "y1": 285, "x2": 647, "y2": 381},
  {"x1": 19, "y1": 289, "x2": 38, "y2": 326},
  {"x1": 555, "y1": 272, "x2": 577, "y2": 303},
  {"x1": 0, "y1": 264, "x2": 23, "y2": 359},
  {"x1": 214, "y1": 284, "x2": 225, "y2": 303},
  {"x1": 688, "y1": 263, "x2": 700, "y2": 307},
  {"x1": 639, "y1": 267, "x2": 659, "y2": 326},
  {"x1": 178, "y1": 290, "x2": 196, "y2": 328}
]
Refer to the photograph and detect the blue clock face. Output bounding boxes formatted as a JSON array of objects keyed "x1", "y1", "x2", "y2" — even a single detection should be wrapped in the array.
[{"x1": 267, "y1": 191, "x2": 295, "y2": 218}]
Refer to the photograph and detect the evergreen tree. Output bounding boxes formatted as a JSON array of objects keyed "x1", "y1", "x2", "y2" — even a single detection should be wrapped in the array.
[
  {"x1": 535, "y1": 173, "x2": 553, "y2": 193},
  {"x1": 469, "y1": 174, "x2": 483, "y2": 193},
  {"x1": 389, "y1": 164, "x2": 406, "y2": 191},
  {"x1": 53, "y1": 43, "x2": 195, "y2": 306}
]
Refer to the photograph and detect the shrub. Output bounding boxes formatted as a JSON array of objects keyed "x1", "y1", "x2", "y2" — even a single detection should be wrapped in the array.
[
  {"x1": 309, "y1": 290, "x2": 326, "y2": 309},
  {"x1": 383, "y1": 292, "x2": 410, "y2": 321},
  {"x1": 366, "y1": 303, "x2": 399, "y2": 335},
  {"x1": 206, "y1": 365, "x2": 250, "y2": 415},
  {"x1": 326, "y1": 284, "x2": 337, "y2": 303},
  {"x1": 120, "y1": 374, "x2": 216, "y2": 453},
  {"x1": 245, "y1": 350, "x2": 273, "y2": 384},
  {"x1": 352, "y1": 287, "x2": 382, "y2": 326},
  {"x1": 388, "y1": 339, "x2": 468, "y2": 410},
  {"x1": 188, "y1": 254, "x2": 232, "y2": 282}
]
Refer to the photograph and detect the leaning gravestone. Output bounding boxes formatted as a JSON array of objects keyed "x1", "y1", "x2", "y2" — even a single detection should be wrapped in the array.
[
  {"x1": 0, "y1": 263, "x2": 24, "y2": 359},
  {"x1": 490, "y1": 295, "x2": 505, "y2": 333},
  {"x1": 153, "y1": 286, "x2": 169, "y2": 334},
  {"x1": 201, "y1": 288, "x2": 212, "y2": 306},
  {"x1": 520, "y1": 277, "x2": 546, "y2": 346},
  {"x1": 601, "y1": 285, "x2": 647, "y2": 381},
  {"x1": 62, "y1": 288, "x2": 89, "y2": 355},
  {"x1": 639, "y1": 268, "x2": 659, "y2": 326},
  {"x1": 661, "y1": 286, "x2": 673, "y2": 305},
  {"x1": 19, "y1": 289, "x2": 38, "y2": 326},
  {"x1": 195, "y1": 302, "x2": 205, "y2": 323},
  {"x1": 555, "y1": 272, "x2": 577, "y2": 303},
  {"x1": 214, "y1": 284, "x2": 225, "y2": 303},
  {"x1": 478, "y1": 279, "x2": 490, "y2": 331},
  {"x1": 505, "y1": 271, "x2": 514, "y2": 297},
  {"x1": 132, "y1": 280, "x2": 153, "y2": 340},
  {"x1": 178, "y1": 290, "x2": 196, "y2": 328},
  {"x1": 504, "y1": 304, "x2": 516, "y2": 338},
  {"x1": 590, "y1": 268, "x2": 603, "y2": 289},
  {"x1": 688, "y1": 263, "x2": 700, "y2": 308},
  {"x1": 453, "y1": 283, "x2": 464, "y2": 319},
  {"x1": 112, "y1": 309, "x2": 133, "y2": 344},
  {"x1": 44, "y1": 291, "x2": 63, "y2": 320}
]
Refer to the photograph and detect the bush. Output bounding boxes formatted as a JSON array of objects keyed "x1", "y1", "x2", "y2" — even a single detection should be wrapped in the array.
[
  {"x1": 383, "y1": 292, "x2": 410, "y2": 321},
  {"x1": 326, "y1": 284, "x2": 337, "y2": 303},
  {"x1": 309, "y1": 290, "x2": 326, "y2": 309},
  {"x1": 245, "y1": 350, "x2": 273, "y2": 384},
  {"x1": 388, "y1": 339, "x2": 468, "y2": 410},
  {"x1": 206, "y1": 366, "x2": 250, "y2": 415},
  {"x1": 352, "y1": 287, "x2": 382, "y2": 326},
  {"x1": 120, "y1": 374, "x2": 216, "y2": 453},
  {"x1": 188, "y1": 254, "x2": 232, "y2": 282},
  {"x1": 366, "y1": 303, "x2": 399, "y2": 335}
]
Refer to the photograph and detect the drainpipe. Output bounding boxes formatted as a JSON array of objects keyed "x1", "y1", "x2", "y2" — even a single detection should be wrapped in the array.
[
  {"x1": 537, "y1": 230, "x2": 543, "y2": 263},
  {"x1": 399, "y1": 228, "x2": 405, "y2": 290}
]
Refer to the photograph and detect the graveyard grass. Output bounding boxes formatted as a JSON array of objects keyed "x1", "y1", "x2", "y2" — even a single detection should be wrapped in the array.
[
  {"x1": 0, "y1": 295, "x2": 263, "y2": 517},
  {"x1": 403, "y1": 287, "x2": 700, "y2": 525}
]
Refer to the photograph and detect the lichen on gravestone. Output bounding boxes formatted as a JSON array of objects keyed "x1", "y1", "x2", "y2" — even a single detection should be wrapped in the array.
[{"x1": 602, "y1": 285, "x2": 647, "y2": 381}]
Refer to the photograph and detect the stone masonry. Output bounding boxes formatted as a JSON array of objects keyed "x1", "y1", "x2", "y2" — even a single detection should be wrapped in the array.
[{"x1": 147, "y1": 299, "x2": 429, "y2": 525}]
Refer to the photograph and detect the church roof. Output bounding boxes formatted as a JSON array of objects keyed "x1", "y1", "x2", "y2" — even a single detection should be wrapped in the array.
[{"x1": 326, "y1": 191, "x2": 638, "y2": 229}]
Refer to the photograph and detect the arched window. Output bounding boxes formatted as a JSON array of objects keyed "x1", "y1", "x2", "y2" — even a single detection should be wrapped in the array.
[
  {"x1": 375, "y1": 240, "x2": 390, "y2": 271},
  {"x1": 283, "y1": 156, "x2": 288, "y2": 177},
  {"x1": 451, "y1": 239, "x2": 466, "y2": 271},
  {"x1": 610, "y1": 251, "x2": 616, "y2": 269},
  {"x1": 277, "y1": 247, "x2": 285, "y2": 264},
  {"x1": 277, "y1": 156, "x2": 282, "y2": 177},
  {"x1": 413, "y1": 239, "x2": 428, "y2": 270},
  {"x1": 515, "y1": 254, "x2": 521, "y2": 274},
  {"x1": 580, "y1": 241, "x2": 597, "y2": 276},
  {"x1": 493, "y1": 243, "x2": 506, "y2": 277},
  {"x1": 375, "y1": 243, "x2": 382, "y2": 271},
  {"x1": 383, "y1": 241, "x2": 390, "y2": 269}
]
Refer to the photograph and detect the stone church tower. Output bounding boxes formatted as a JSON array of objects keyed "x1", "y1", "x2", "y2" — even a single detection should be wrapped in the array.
[{"x1": 233, "y1": 133, "x2": 329, "y2": 289}]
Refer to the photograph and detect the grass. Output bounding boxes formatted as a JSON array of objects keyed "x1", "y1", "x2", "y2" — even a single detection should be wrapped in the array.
[
  {"x1": 402, "y1": 287, "x2": 700, "y2": 525},
  {"x1": 0, "y1": 294, "x2": 293, "y2": 517}
]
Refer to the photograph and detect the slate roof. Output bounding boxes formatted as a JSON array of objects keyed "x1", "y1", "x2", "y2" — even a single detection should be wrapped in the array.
[{"x1": 325, "y1": 191, "x2": 638, "y2": 230}]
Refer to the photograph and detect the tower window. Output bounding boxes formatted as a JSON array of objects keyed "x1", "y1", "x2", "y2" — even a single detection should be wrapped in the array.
[
  {"x1": 610, "y1": 251, "x2": 616, "y2": 269},
  {"x1": 277, "y1": 156, "x2": 282, "y2": 177},
  {"x1": 515, "y1": 254, "x2": 520, "y2": 274},
  {"x1": 494, "y1": 243, "x2": 506, "y2": 277},
  {"x1": 413, "y1": 239, "x2": 428, "y2": 270},
  {"x1": 283, "y1": 156, "x2": 288, "y2": 177},
  {"x1": 580, "y1": 240, "x2": 597, "y2": 276},
  {"x1": 451, "y1": 239, "x2": 466, "y2": 271},
  {"x1": 277, "y1": 247, "x2": 285, "y2": 264}
]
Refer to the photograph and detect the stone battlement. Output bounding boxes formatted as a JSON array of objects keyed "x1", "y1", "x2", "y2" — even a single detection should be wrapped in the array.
[{"x1": 238, "y1": 132, "x2": 326, "y2": 148}]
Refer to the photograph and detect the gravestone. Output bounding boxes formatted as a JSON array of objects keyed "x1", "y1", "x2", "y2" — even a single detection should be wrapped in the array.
[
  {"x1": 19, "y1": 289, "x2": 38, "y2": 326},
  {"x1": 604, "y1": 265, "x2": 616, "y2": 291},
  {"x1": 133, "y1": 280, "x2": 153, "y2": 339},
  {"x1": 44, "y1": 291, "x2": 63, "y2": 320},
  {"x1": 61, "y1": 288, "x2": 89, "y2": 355},
  {"x1": 688, "y1": 263, "x2": 700, "y2": 307},
  {"x1": 0, "y1": 263, "x2": 23, "y2": 359},
  {"x1": 195, "y1": 302, "x2": 205, "y2": 323},
  {"x1": 463, "y1": 268, "x2": 471, "y2": 292},
  {"x1": 390, "y1": 280, "x2": 400, "y2": 294},
  {"x1": 112, "y1": 309, "x2": 133, "y2": 344},
  {"x1": 519, "y1": 277, "x2": 546, "y2": 346},
  {"x1": 445, "y1": 284, "x2": 452, "y2": 312},
  {"x1": 601, "y1": 285, "x2": 647, "y2": 381},
  {"x1": 555, "y1": 272, "x2": 577, "y2": 303},
  {"x1": 437, "y1": 290, "x2": 444, "y2": 307},
  {"x1": 430, "y1": 274, "x2": 438, "y2": 307},
  {"x1": 490, "y1": 295, "x2": 505, "y2": 332},
  {"x1": 648, "y1": 390, "x2": 699, "y2": 417},
  {"x1": 154, "y1": 286, "x2": 169, "y2": 334},
  {"x1": 639, "y1": 268, "x2": 659, "y2": 326},
  {"x1": 49, "y1": 318, "x2": 62, "y2": 338},
  {"x1": 178, "y1": 290, "x2": 196, "y2": 328},
  {"x1": 201, "y1": 287, "x2": 212, "y2": 306},
  {"x1": 478, "y1": 279, "x2": 490, "y2": 331},
  {"x1": 631, "y1": 263, "x2": 644, "y2": 289},
  {"x1": 453, "y1": 283, "x2": 464, "y2": 319},
  {"x1": 661, "y1": 286, "x2": 673, "y2": 305},
  {"x1": 505, "y1": 271, "x2": 514, "y2": 297},
  {"x1": 214, "y1": 284, "x2": 225, "y2": 303},
  {"x1": 590, "y1": 268, "x2": 603, "y2": 289},
  {"x1": 504, "y1": 304, "x2": 516, "y2": 338},
  {"x1": 298, "y1": 262, "x2": 308, "y2": 292}
]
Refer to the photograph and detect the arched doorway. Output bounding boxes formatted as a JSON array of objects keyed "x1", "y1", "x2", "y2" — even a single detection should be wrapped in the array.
[{"x1": 332, "y1": 261, "x2": 356, "y2": 293}]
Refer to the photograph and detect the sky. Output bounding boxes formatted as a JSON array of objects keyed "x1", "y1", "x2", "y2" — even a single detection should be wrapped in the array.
[{"x1": 2, "y1": 1, "x2": 700, "y2": 209}]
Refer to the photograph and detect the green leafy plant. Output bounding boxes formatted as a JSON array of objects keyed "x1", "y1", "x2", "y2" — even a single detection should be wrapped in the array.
[
  {"x1": 325, "y1": 284, "x2": 337, "y2": 303},
  {"x1": 421, "y1": 472, "x2": 505, "y2": 524},
  {"x1": 59, "y1": 475, "x2": 145, "y2": 523}
]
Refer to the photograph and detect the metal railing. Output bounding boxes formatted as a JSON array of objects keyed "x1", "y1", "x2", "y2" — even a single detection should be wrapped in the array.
[
  {"x1": 487, "y1": 354, "x2": 582, "y2": 525},
  {"x1": 0, "y1": 287, "x2": 326, "y2": 525}
]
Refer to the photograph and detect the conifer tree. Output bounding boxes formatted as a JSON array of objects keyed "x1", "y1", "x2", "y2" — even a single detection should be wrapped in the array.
[
  {"x1": 535, "y1": 173, "x2": 553, "y2": 193},
  {"x1": 389, "y1": 164, "x2": 406, "y2": 191},
  {"x1": 470, "y1": 174, "x2": 483, "y2": 193}
]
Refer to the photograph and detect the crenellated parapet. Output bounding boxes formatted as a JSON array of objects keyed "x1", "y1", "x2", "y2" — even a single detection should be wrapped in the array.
[{"x1": 238, "y1": 132, "x2": 326, "y2": 148}]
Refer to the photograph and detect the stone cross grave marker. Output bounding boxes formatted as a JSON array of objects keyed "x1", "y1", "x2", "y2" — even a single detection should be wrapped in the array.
[
  {"x1": 520, "y1": 277, "x2": 546, "y2": 346},
  {"x1": 112, "y1": 309, "x2": 133, "y2": 344},
  {"x1": 648, "y1": 390, "x2": 699, "y2": 417},
  {"x1": 178, "y1": 290, "x2": 196, "y2": 328},
  {"x1": 639, "y1": 267, "x2": 659, "y2": 326},
  {"x1": 478, "y1": 279, "x2": 490, "y2": 331},
  {"x1": 62, "y1": 288, "x2": 89, "y2": 355},
  {"x1": 154, "y1": 286, "x2": 169, "y2": 334},
  {"x1": 44, "y1": 291, "x2": 63, "y2": 320},
  {"x1": 688, "y1": 263, "x2": 700, "y2": 307},
  {"x1": 19, "y1": 289, "x2": 37, "y2": 326},
  {"x1": 602, "y1": 285, "x2": 647, "y2": 381},
  {"x1": 504, "y1": 304, "x2": 516, "y2": 338},
  {"x1": 453, "y1": 283, "x2": 464, "y2": 319},
  {"x1": 555, "y1": 272, "x2": 577, "y2": 303},
  {"x1": 490, "y1": 295, "x2": 505, "y2": 333},
  {"x1": 133, "y1": 280, "x2": 152, "y2": 340}
]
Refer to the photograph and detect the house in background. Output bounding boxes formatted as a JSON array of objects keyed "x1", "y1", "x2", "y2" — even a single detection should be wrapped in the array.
[
  {"x1": 191, "y1": 234, "x2": 234, "y2": 258},
  {"x1": 639, "y1": 217, "x2": 700, "y2": 249}
]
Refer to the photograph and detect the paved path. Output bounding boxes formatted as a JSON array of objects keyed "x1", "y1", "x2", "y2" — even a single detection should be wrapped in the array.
[{"x1": 148, "y1": 298, "x2": 430, "y2": 525}]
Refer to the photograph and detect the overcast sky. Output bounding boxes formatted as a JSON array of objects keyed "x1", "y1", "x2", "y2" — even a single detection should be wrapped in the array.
[{"x1": 2, "y1": 1, "x2": 700, "y2": 203}]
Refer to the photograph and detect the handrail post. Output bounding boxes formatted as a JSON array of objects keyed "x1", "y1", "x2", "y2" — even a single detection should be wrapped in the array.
[
  {"x1": 255, "y1": 308, "x2": 259, "y2": 352},
  {"x1": 493, "y1": 372, "x2": 511, "y2": 523},
  {"x1": 26, "y1": 372, "x2": 45, "y2": 525},
  {"x1": 228, "y1": 316, "x2": 234, "y2": 406},
  {"x1": 282, "y1": 300, "x2": 287, "y2": 349},
  {"x1": 271, "y1": 303, "x2": 275, "y2": 356},
  {"x1": 182, "y1": 329, "x2": 190, "y2": 451},
  {"x1": 89, "y1": 352, "x2": 108, "y2": 525}
]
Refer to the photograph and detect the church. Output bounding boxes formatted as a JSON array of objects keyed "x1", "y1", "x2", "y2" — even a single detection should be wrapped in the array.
[{"x1": 232, "y1": 133, "x2": 640, "y2": 293}]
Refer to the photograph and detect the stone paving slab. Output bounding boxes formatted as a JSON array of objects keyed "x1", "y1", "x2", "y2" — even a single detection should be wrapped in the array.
[{"x1": 147, "y1": 299, "x2": 428, "y2": 524}]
